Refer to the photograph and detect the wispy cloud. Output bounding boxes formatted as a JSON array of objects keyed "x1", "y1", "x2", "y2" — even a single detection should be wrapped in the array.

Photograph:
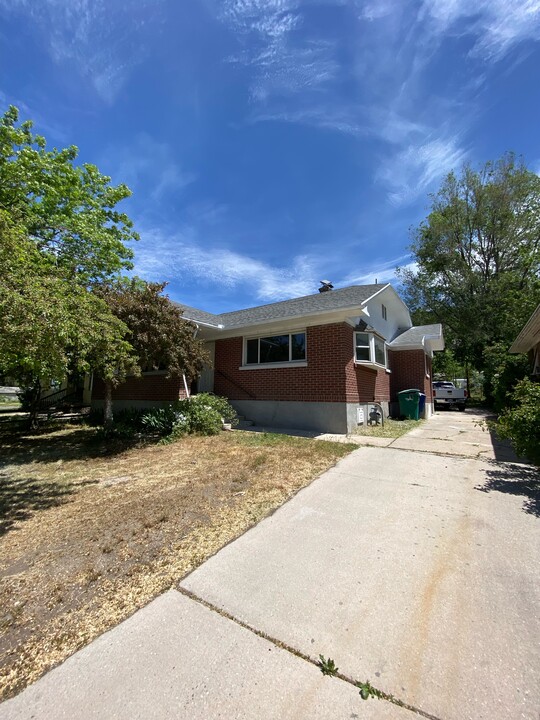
[
  {"x1": 133, "y1": 225, "x2": 319, "y2": 301},
  {"x1": 101, "y1": 134, "x2": 195, "y2": 202},
  {"x1": 343, "y1": 254, "x2": 416, "y2": 286},
  {"x1": 421, "y1": 0, "x2": 540, "y2": 61},
  {"x1": 376, "y1": 135, "x2": 468, "y2": 206},
  {"x1": 0, "y1": 0, "x2": 165, "y2": 103},
  {"x1": 222, "y1": 0, "x2": 339, "y2": 101}
]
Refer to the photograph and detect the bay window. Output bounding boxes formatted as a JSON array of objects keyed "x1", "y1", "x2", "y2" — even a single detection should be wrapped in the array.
[{"x1": 355, "y1": 332, "x2": 387, "y2": 367}]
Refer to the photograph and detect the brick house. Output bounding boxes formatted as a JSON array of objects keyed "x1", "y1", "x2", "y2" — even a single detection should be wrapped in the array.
[{"x1": 92, "y1": 283, "x2": 444, "y2": 433}]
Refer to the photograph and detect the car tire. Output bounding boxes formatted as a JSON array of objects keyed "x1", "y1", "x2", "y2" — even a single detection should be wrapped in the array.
[{"x1": 458, "y1": 404, "x2": 466, "y2": 412}]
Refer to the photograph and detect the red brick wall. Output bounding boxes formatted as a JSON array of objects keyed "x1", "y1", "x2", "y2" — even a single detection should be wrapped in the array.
[
  {"x1": 389, "y1": 349, "x2": 432, "y2": 400},
  {"x1": 214, "y1": 323, "x2": 389, "y2": 404},
  {"x1": 92, "y1": 374, "x2": 187, "y2": 402}
]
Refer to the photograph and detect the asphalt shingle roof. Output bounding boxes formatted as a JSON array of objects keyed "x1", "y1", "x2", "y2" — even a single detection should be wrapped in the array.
[
  {"x1": 388, "y1": 324, "x2": 442, "y2": 347},
  {"x1": 178, "y1": 284, "x2": 385, "y2": 330}
]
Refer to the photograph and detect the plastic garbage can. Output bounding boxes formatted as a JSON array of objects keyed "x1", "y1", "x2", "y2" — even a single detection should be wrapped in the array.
[
  {"x1": 418, "y1": 392, "x2": 426, "y2": 415},
  {"x1": 398, "y1": 389, "x2": 422, "y2": 420}
]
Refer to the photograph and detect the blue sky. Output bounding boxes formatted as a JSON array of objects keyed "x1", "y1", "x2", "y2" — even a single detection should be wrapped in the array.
[{"x1": 1, "y1": 0, "x2": 540, "y2": 313}]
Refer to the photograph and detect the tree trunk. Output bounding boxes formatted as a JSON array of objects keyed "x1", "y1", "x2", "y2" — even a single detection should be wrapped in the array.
[
  {"x1": 103, "y1": 380, "x2": 114, "y2": 431},
  {"x1": 28, "y1": 379, "x2": 42, "y2": 431}
]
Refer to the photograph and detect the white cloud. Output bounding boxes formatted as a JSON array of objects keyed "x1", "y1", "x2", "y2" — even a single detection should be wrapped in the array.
[
  {"x1": 421, "y1": 0, "x2": 540, "y2": 60},
  {"x1": 376, "y1": 135, "x2": 468, "y2": 206},
  {"x1": 248, "y1": 105, "x2": 369, "y2": 136},
  {"x1": 0, "y1": 0, "x2": 165, "y2": 103},
  {"x1": 222, "y1": 0, "x2": 338, "y2": 101},
  {"x1": 343, "y1": 255, "x2": 416, "y2": 286},
  {"x1": 133, "y1": 226, "x2": 319, "y2": 301}
]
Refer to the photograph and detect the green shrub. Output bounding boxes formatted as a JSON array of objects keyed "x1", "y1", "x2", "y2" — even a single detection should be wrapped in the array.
[
  {"x1": 167, "y1": 393, "x2": 237, "y2": 439},
  {"x1": 483, "y1": 343, "x2": 530, "y2": 411},
  {"x1": 140, "y1": 405, "x2": 187, "y2": 435},
  {"x1": 496, "y1": 379, "x2": 540, "y2": 465},
  {"x1": 86, "y1": 393, "x2": 237, "y2": 441}
]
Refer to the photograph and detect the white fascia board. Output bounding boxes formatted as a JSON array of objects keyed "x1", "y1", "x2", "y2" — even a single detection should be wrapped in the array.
[
  {"x1": 210, "y1": 306, "x2": 369, "y2": 339},
  {"x1": 509, "y1": 304, "x2": 540, "y2": 353}
]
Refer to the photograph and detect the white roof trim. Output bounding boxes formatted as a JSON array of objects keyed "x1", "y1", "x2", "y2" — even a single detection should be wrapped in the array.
[{"x1": 509, "y1": 304, "x2": 540, "y2": 353}]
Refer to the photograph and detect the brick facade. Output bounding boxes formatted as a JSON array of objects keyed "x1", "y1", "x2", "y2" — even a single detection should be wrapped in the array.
[
  {"x1": 389, "y1": 349, "x2": 433, "y2": 401},
  {"x1": 92, "y1": 373, "x2": 188, "y2": 402},
  {"x1": 214, "y1": 322, "x2": 391, "y2": 404}
]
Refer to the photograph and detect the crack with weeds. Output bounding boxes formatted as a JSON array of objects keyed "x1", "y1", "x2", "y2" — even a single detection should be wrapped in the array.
[{"x1": 178, "y1": 586, "x2": 443, "y2": 720}]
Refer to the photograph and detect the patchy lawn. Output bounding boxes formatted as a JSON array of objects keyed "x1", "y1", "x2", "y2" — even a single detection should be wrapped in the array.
[
  {"x1": 0, "y1": 423, "x2": 355, "y2": 700},
  {"x1": 353, "y1": 417, "x2": 424, "y2": 439}
]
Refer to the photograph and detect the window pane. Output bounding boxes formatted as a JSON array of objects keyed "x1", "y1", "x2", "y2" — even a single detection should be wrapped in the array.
[
  {"x1": 355, "y1": 332, "x2": 369, "y2": 346},
  {"x1": 291, "y1": 333, "x2": 306, "y2": 360},
  {"x1": 374, "y1": 337, "x2": 385, "y2": 365},
  {"x1": 260, "y1": 335, "x2": 290, "y2": 363},
  {"x1": 356, "y1": 346, "x2": 370, "y2": 361},
  {"x1": 246, "y1": 339, "x2": 258, "y2": 364}
]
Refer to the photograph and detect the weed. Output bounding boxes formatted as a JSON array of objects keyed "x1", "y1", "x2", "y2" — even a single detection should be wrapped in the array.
[{"x1": 318, "y1": 655, "x2": 339, "y2": 676}]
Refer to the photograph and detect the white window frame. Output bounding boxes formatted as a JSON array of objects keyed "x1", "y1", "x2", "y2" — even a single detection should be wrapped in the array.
[
  {"x1": 242, "y1": 331, "x2": 307, "y2": 368},
  {"x1": 354, "y1": 331, "x2": 387, "y2": 368}
]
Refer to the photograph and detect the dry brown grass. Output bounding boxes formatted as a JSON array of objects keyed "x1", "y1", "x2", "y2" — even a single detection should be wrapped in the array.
[{"x1": 0, "y1": 422, "x2": 354, "y2": 699}]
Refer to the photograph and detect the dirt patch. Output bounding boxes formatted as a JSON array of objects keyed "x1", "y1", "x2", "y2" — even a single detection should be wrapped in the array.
[{"x1": 0, "y1": 424, "x2": 354, "y2": 699}]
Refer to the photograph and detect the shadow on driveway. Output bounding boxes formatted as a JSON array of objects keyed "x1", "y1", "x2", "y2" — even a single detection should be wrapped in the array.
[{"x1": 476, "y1": 462, "x2": 540, "y2": 518}]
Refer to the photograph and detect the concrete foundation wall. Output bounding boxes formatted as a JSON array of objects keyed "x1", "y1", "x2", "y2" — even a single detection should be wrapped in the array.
[
  {"x1": 232, "y1": 400, "x2": 392, "y2": 434},
  {"x1": 231, "y1": 400, "x2": 352, "y2": 434}
]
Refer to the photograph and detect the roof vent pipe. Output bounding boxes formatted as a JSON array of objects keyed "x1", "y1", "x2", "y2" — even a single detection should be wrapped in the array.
[{"x1": 319, "y1": 280, "x2": 334, "y2": 293}]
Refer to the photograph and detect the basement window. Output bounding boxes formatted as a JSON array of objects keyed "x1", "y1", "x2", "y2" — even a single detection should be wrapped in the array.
[
  {"x1": 245, "y1": 332, "x2": 306, "y2": 365},
  {"x1": 355, "y1": 332, "x2": 387, "y2": 368}
]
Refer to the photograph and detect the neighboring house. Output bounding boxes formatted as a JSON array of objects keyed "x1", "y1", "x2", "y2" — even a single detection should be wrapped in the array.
[
  {"x1": 509, "y1": 303, "x2": 540, "y2": 377},
  {"x1": 92, "y1": 283, "x2": 444, "y2": 433}
]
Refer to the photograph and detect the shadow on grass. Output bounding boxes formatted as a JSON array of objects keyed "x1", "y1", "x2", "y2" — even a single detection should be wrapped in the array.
[
  {"x1": 476, "y1": 463, "x2": 540, "y2": 518},
  {"x1": 0, "y1": 422, "x2": 148, "y2": 468},
  {"x1": 0, "y1": 474, "x2": 79, "y2": 536}
]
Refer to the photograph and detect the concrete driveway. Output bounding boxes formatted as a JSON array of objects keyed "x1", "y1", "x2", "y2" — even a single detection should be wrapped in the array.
[{"x1": 1, "y1": 410, "x2": 538, "y2": 720}]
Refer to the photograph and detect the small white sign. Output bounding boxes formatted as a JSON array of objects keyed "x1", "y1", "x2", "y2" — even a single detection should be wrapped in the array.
[{"x1": 357, "y1": 407, "x2": 365, "y2": 425}]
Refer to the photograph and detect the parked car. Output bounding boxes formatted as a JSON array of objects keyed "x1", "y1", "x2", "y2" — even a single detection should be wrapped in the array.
[{"x1": 432, "y1": 381, "x2": 467, "y2": 411}]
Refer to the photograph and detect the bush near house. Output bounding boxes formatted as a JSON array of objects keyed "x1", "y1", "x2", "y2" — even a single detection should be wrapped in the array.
[
  {"x1": 90, "y1": 393, "x2": 238, "y2": 441},
  {"x1": 495, "y1": 379, "x2": 540, "y2": 466}
]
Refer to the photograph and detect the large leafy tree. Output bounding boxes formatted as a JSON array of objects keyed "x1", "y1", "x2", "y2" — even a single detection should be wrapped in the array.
[
  {"x1": 0, "y1": 106, "x2": 138, "y2": 282},
  {"x1": 96, "y1": 280, "x2": 209, "y2": 428},
  {"x1": 400, "y1": 154, "x2": 540, "y2": 383},
  {"x1": 0, "y1": 106, "x2": 138, "y2": 423}
]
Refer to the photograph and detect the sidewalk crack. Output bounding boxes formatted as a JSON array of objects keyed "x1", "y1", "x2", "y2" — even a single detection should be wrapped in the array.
[{"x1": 177, "y1": 586, "x2": 444, "y2": 720}]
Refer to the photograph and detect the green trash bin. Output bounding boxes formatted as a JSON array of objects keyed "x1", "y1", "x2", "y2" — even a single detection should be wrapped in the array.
[{"x1": 398, "y1": 389, "x2": 422, "y2": 420}]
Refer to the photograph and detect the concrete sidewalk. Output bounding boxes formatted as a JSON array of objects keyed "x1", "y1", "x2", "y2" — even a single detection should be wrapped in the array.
[{"x1": 1, "y1": 412, "x2": 538, "y2": 719}]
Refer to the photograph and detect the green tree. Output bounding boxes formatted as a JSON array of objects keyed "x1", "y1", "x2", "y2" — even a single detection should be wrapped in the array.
[
  {"x1": 0, "y1": 106, "x2": 139, "y2": 425},
  {"x1": 399, "y1": 153, "x2": 540, "y2": 399},
  {"x1": 496, "y1": 379, "x2": 540, "y2": 466},
  {"x1": 0, "y1": 106, "x2": 138, "y2": 283},
  {"x1": 96, "y1": 280, "x2": 209, "y2": 429}
]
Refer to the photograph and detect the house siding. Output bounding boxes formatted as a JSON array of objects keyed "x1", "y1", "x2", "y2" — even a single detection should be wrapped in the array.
[
  {"x1": 389, "y1": 349, "x2": 432, "y2": 398},
  {"x1": 214, "y1": 322, "x2": 395, "y2": 406},
  {"x1": 214, "y1": 323, "x2": 353, "y2": 403},
  {"x1": 92, "y1": 374, "x2": 187, "y2": 403}
]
